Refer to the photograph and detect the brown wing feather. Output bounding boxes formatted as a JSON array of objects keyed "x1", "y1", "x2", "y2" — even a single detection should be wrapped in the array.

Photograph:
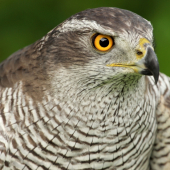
[
  {"x1": 0, "y1": 36, "x2": 52, "y2": 101},
  {"x1": 0, "y1": 41, "x2": 42, "y2": 88}
]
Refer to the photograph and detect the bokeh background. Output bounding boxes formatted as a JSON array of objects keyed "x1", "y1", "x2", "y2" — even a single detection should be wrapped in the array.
[{"x1": 1, "y1": 0, "x2": 170, "y2": 75}]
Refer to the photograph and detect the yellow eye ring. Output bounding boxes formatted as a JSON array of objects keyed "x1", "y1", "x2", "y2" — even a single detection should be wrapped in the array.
[{"x1": 93, "y1": 34, "x2": 114, "y2": 52}]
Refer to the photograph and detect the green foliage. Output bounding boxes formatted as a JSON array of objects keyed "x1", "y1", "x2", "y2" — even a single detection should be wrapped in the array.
[{"x1": 0, "y1": 0, "x2": 170, "y2": 75}]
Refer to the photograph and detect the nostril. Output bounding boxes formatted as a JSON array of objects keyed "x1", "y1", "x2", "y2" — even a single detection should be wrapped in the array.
[{"x1": 136, "y1": 50, "x2": 143, "y2": 55}]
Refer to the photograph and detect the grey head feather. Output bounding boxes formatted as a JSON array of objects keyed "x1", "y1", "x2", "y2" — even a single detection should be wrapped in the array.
[{"x1": 0, "y1": 7, "x2": 153, "y2": 100}]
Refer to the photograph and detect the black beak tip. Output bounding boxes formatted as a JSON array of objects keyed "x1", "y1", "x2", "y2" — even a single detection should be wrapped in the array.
[
  {"x1": 154, "y1": 70, "x2": 159, "y2": 85},
  {"x1": 141, "y1": 69, "x2": 159, "y2": 84},
  {"x1": 150, "y1": 57, "x2": 159, "y2": 85}
]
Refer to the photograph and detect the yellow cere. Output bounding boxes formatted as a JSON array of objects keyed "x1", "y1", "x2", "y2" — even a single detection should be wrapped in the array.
[
  {"x1": 136, "y1": 38, "x2": 151, "y2": 59},
  {"x1": 94, "y1": 34, "x2": 113, "y2": 52}
]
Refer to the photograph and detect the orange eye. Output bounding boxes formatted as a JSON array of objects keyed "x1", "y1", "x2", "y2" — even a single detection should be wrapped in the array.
[{"x1": 92, "y1": 34, "x2": 114, "y2": 52}]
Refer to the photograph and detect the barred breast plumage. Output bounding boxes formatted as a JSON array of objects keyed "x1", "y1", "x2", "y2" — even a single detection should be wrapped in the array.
[{"x1": 0, "y1": 7, "x2": 170, "y2": 170}]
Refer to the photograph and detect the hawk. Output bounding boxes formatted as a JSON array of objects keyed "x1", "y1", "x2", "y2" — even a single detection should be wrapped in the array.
[{"x1": 0, "y1": 7, "x2": 169, "y2": 170}]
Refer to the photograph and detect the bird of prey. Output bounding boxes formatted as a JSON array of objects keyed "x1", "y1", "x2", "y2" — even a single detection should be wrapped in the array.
[{"x1": 0, "y1": 7, "x2": 170, "y2": 170}]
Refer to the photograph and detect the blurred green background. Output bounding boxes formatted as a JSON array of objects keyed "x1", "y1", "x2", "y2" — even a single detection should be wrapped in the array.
[{"x1": 0, "y1": 0, "x2": 170, "y2": 75}]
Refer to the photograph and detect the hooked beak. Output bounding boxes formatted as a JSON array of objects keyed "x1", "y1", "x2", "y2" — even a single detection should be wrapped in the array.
[
  {"x1": 107, "y1": 38, "x2": 159, "y2": 84},
  {"x1": 139, "y1": 46, "x2": 159, "y2": 84}
]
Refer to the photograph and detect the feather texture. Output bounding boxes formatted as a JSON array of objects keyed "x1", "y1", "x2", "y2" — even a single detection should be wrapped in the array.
[{"x1": 0, "y1": 7, "x2": 169, "y2": 170}]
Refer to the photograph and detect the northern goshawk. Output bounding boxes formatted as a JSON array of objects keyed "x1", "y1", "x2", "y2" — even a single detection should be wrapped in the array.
[{"x1": 0, "y1": 7, "x2": 170, "y2": 170}]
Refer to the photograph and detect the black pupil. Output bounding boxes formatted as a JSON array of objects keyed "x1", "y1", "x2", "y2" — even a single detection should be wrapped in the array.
[{"x1": 99, "y1": 38, "x2": 109, "y2": 47}]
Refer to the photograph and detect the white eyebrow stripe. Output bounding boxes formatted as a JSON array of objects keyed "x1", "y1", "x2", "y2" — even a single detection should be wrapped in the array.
[{"x1": 56, "y1": 18, "x2": 117, "y2": 36}]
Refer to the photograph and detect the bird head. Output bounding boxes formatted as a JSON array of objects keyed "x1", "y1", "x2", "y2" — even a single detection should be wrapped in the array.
[{"x1": 43, "y1": 7, "x2": 159, "y2": 89}]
